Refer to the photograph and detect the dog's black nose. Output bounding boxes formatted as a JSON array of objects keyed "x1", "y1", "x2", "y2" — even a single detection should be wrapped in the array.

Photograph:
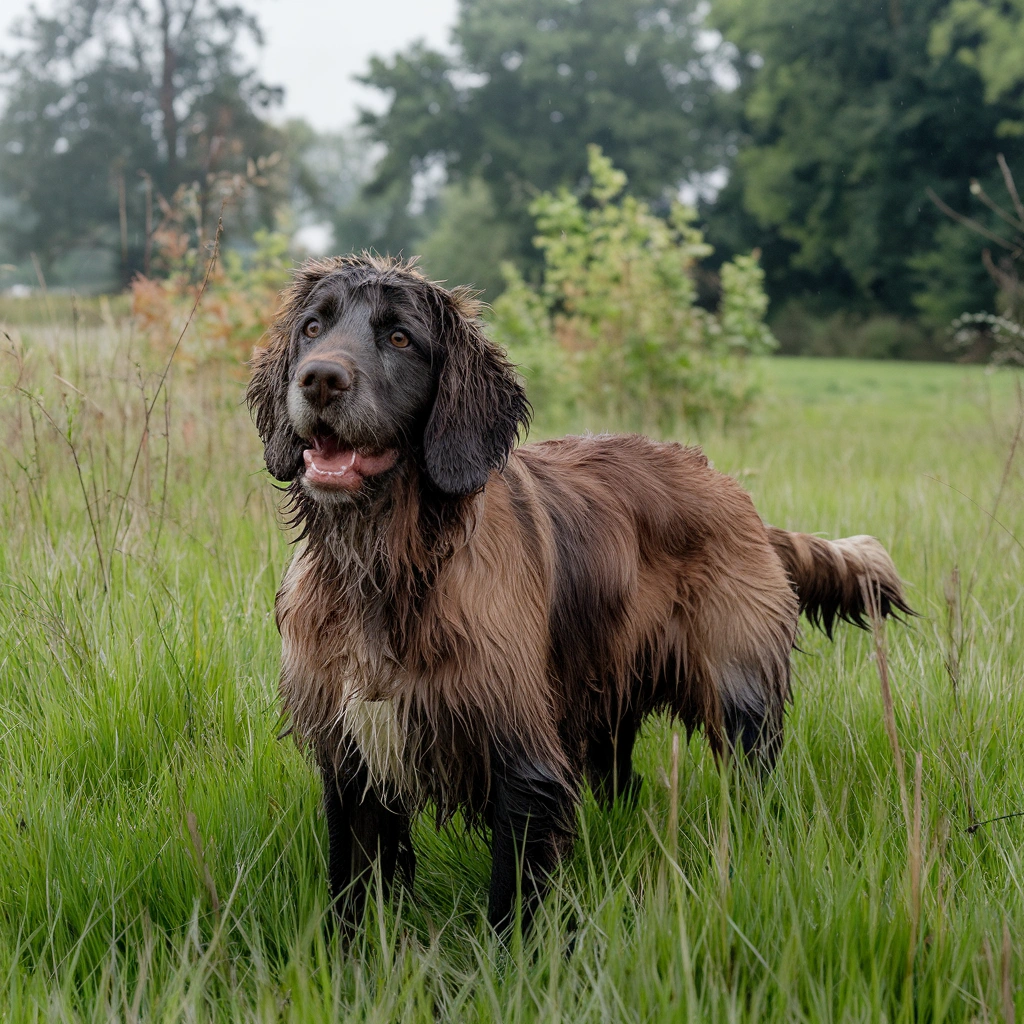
[{"x1": 297, "y1": 360, "x2": 352, "y2": 408}]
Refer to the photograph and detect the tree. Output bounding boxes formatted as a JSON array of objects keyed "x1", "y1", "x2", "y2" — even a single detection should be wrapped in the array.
[
  {"x1": 414, "y1": 178, "x2": 517, "y2": 299},
  {"x1": 0, "y1": 0, "x2": 284, "y2": 283},
  {"x1": 358, "y1": 0, "x2": 737, "y2": 278},
  {"x1": 931, "y1": 0, "x2": 1024, "y2": 137},
  {"x1": 706, "y1": 0, "x2": 1024, "y2": 323}
]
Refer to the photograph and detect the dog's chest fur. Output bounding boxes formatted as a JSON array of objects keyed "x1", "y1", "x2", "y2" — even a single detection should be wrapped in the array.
[{"x1": 275, "y1": 550, "x2": 415, "y2": 792}]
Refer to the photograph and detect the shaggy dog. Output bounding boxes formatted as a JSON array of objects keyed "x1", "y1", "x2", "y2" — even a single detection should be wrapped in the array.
[{"x1": 247, "y1": 254, "x2": 909, "y2": 933}]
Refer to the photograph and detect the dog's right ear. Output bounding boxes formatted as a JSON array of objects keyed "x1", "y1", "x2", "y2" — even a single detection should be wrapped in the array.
[
  {"x1": 246, "y1": 339, "x2": 304, "y2": 482},
  {"x1": 246, "y1": 275, "x2": 318, "y2": 482}
]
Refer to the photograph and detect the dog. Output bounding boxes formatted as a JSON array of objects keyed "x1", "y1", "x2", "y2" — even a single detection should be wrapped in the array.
[{"x1": 247, "y1": 254, "x2": 910, "y2": 933}]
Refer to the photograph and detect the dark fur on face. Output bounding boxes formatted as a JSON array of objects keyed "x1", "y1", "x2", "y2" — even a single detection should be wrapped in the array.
[
  {"x1": 247, "y1": 254, "x2": 529, "y2": 502},
  {"x1": 248, "y1": 254, "x2": 911, "y2": 936}
]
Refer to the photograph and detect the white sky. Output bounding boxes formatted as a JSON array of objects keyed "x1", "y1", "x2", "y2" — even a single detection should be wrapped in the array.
[{"x1": 2, "y1": 0, "x2": 460, "y2": 131}]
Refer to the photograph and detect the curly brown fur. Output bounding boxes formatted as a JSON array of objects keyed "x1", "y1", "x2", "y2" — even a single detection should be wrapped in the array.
[{"x1": 247, "y1": 253, "x2": 910, "y2": 934}]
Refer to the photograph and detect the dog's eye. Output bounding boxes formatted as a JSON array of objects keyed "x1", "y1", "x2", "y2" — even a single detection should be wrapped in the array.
[
  {"x1": 303, "y1": 319, "x2": 321, "y2": 339},
  {"x1": 389, "y1": 331, "x2": 410, "y2": 349}
]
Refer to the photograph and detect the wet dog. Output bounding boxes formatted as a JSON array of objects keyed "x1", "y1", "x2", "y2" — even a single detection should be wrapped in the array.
[{"x1": 247, "y1": 254, "x2": 909, "y2": 932}]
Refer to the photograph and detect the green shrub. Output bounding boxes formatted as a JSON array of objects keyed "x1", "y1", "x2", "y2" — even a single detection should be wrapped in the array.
[
  {"x1": 489, "y1": 146, "x2": 775, "y2": 434},
  {"x1": 771, "y1": 301, "x2": 944, "y2": 361}
]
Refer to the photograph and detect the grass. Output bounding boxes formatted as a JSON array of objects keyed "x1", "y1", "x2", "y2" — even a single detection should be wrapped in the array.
[{"x1": 1, "y1": 308, "x2": 1023, "y2": 1022}]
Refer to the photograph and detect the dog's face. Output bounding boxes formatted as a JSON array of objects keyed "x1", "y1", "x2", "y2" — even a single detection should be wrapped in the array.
[
  {"x1": 283, "y1": 276, "x2": 438, "y2": 497},
  {"x1": 247, "y1": 256, "x2": 530, "y2": 501}
]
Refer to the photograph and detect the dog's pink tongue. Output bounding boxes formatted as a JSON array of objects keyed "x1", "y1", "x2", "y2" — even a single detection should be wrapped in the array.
[
  {"x1": 303, "y1": 442, "x2": 398, "y2": 491},
  {"x1": 308, "y1": 446, "x2": 356, "y2": 473}
]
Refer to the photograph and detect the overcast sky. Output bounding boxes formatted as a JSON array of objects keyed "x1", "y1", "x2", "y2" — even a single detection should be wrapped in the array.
[{"x1": 2, "y1": 0, "x2": 460, "y2": 130}]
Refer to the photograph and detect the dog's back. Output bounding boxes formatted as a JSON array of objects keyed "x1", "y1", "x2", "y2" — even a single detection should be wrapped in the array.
[{"x1": 510, "y1": 433, "x2": 798, "y2": 770}]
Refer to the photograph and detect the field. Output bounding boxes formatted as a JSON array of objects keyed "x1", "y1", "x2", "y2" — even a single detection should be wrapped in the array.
[{"x1": 1, "y1": 315, "x2": 1023, "y2": 1022}]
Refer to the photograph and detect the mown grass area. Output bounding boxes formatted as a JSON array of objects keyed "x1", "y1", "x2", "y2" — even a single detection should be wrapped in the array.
[
  {"x1": 1, "y1": 315, "x2": 1023, "y2": 1022},
  {"x1": 0, "y1": 293, "x2": 133, "y2": 328}
]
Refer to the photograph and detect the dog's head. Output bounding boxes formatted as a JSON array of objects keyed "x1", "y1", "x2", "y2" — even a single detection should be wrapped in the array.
[{"x1": 247, "y1": 255, "x2": 530, "y2": 502}]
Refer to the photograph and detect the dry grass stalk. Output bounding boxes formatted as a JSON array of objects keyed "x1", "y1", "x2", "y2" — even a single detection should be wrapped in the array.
[
  {"x1": 863, "y1": 576, "x2": 927, "y2": 974},
  {"x1": 862, "y1": 575, "x2": 910, "y2": 830},
  {"x1": 1003, "y1": 920, "x2": 1015, "y2": 1024},
  {"x1": 944, "y1": 564, "x2": 963, "y2": 708},
  {"x1": 907, "y1": 751, "x2": 923, "y2": 975},
  {"x1": 968, "y1": 379, "x2": 1024, "y2": 601},
  {"x1": 668, "y1": 731, "x2": 680, "y2": 863}
]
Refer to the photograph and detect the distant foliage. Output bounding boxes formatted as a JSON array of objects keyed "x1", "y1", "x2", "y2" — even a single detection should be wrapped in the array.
[
  {"x1": 414, "y1": 178, "x2": 517, "y2": 301},
  {"x1": 771, "y1": 303, "x2": 940, "y2": 360},
  {"x1": 490, "y1": 147, "x2": 775, "y2": 432},
  {"x1": 932, "y1": 155, "x2": 1024, "y2": 365},
  {"x1": 931, "y1": 0, "x2": 1024, "y2": 137},
  {"x1": 359, "y1": 0, "x2": 736, "y2": 282},
  {"x1": 708, "y1": 0, "x2": 1024, "y2": 325},
  {"x1": 0, "y1": 0, "x2": 287, "y2": 283}
]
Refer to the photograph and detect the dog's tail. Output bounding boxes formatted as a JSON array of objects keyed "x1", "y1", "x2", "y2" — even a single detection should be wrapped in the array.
[{"x1": 767, "y1": 528, "x2": 912, "y2": 637}]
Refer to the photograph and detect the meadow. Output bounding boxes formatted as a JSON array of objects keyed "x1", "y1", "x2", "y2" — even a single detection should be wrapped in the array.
[{"x1": 1, "y1": 310, "x2": 1023, "y2": 1022}]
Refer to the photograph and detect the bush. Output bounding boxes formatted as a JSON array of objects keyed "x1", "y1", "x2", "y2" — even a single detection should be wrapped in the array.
[
  {"x1": 489, "y1": 146, "x2": 775, "y2": 434},
  {"x1": 920, "y1": 156, "x2": 1024, "y2": 365},
  {"x1": 770, "y1": 302, "x2": 945, "y2": 361},
  {"x1": 131, "y1": 228, "x2": 292, "y2": 370}
]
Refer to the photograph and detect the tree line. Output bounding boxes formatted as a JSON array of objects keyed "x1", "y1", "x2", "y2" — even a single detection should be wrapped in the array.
[{"x1": 1, "y1": 0, "x2": 1022, "y2": 351}]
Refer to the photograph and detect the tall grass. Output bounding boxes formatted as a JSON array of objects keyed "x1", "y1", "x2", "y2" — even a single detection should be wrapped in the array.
[{"x1": 1, "y1": 309, "x2": 1023, "y2": 1021}]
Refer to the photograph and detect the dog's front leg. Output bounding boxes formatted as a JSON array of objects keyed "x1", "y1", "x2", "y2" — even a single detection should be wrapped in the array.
[
  {"x1": 487, "y1": 748, "x2": 575, "y2": 935},
  {"x1": 321, "y1": 758, "x2": 414, "y2": 930}
]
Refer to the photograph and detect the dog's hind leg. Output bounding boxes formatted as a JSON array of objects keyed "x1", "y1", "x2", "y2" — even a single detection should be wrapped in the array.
[
  {"x1": 679, "y1": 573, "x2": 798, "y2": 770},
  {"x1": 321, "y1": 756, "x2": 415, "y2": 931},
  {"x1": 586, "y1": 711, "x2": 641, "y2": 807},
  {"x1": 487, "y1": 746, "x2": 576, "y2": 935},
  {"x1": 720, "y1": 676, "x2": 785, "y2": 773}
]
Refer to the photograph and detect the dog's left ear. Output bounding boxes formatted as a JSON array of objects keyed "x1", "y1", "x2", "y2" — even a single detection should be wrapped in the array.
[{"x1": 423, "y1": 288, "x2": 530, "y2": 497}]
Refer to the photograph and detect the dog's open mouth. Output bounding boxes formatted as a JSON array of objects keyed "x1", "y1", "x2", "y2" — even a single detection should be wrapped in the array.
[{"x1": 302, "y1": 435, "x2": 399, "y2": 491}]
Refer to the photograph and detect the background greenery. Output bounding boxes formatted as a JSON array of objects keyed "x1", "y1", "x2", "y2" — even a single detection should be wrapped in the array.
[
  {"x1": 3, "y1": 0, "x2": 1024, "y2": 1016},
  {"x1": 490, "y1": 146, "x2": 776, "y2": 433},
  {"x1": 4, "y1": 0, "x2": 1024, "y2": 356},
  {"x1": 1, "y1": 294, "x2": 1023, "y2": 1018}
]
